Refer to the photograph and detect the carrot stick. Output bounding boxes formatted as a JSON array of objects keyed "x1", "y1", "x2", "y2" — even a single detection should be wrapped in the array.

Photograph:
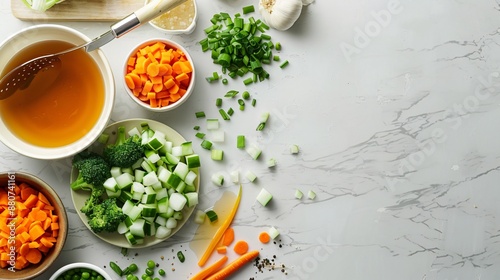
[
  {"x1": 205, "y1": 250, "x2": 259, "y2": 280},
  {"x1": 198, "y1": 185, "x2": 242, "y2": 267},
  {"x1": 233, "y1": 240, "x2": 249, "y2": 255},
  {"x1": 191, "y1": 255, "x2": 228, "y2": 280}
]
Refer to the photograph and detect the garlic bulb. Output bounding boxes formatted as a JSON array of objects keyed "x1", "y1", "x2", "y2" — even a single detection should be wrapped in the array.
[{"x1": 259, "y1": 0, "x2": 303, "y2": 31}]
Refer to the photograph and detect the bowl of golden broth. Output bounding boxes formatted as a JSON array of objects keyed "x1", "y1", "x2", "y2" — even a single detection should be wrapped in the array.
[{"x1": 0, "y1": 24, "x2": 114, "y2": 159}]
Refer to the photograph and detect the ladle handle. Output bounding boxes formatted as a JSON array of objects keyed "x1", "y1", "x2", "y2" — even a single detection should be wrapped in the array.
[{"x1": 111, "y1": 0, "x2": 187, "y2": 38}]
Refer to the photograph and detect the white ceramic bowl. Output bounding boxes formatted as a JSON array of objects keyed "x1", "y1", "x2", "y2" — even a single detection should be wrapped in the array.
[
  {"x1": 49, "y1": 262, "x2": 112, "y2": 280},
  {"x1": 146, "y1": 0, "x2": 198, "y2": 34},
  {"x1": 0, "y1": 24, "x2": 115, "y2": 159},
  {"x1": 123, "y1": 38, "x2": 195, "y2": 112}
]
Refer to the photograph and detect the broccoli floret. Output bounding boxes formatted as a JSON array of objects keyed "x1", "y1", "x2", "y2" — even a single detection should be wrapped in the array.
[
  {"x1": 80, "y1": 186, "x2": 105, "y2": 217},
  {"x1": 103, "y1": 126, "x2": 144, "y2": 168},
  {"x1": 87, "y1": 198, "x2": 126, "y2": 233},
  {"x1": 70, "y1": 151, "x2": 111, "y2": 191}
]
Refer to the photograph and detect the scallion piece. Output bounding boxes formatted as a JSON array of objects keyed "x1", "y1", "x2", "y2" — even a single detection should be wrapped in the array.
[
  {"x1": 243, "y1": 77, "x2": 253, "y2": 85},
  {"x1": 227, "y1": 107, "x2": 234, "y2": 116},
  {"x1": 193, "y1": 125, "x2": 200, "y2": 130},
  {"x1": 224, "y1": 90, "x2": 239, "y2": 98},
  {"x1": 195, "y1": 132, "x2": 205, "y2": 139},
  {"x1": 252, "y1": 99, "x2": 256, "y2": 107},
  {"x1": 275, "y1": 42, "x2": 282, "y2": 50},
  {"x1": 237, "y1": 135, "x2": 245, "y2": 149},
  {"x1": 195, "y1": 111, "x2": 206, "y2": 118},
  {"x1": 216, "y1": 98, "x2": 222, "y2": 107},
  {"x1": 280, "y1": 60, "x2": 289, "y2": 68},
  {"x1": 222, "y1": 78, "x2": 229, "y2": 85},
  {"x1": 219, "y1": 109, "x2": 230, "y2": 120},
  {"x1": 201, "y1": 140, "x2": 213, "y2": 150},
  {"x1": 290, "y1": 144, "x2": 300, "y2": 154},
  {"x1": 242, "y1": 5, "x2": 255, "y2": 14},
  {"x1": 207, "y1": 119, "x2": 219, "y2": 130},
  {"x1": 273, "y1": 55, "x2": 280, "y2": 61}
]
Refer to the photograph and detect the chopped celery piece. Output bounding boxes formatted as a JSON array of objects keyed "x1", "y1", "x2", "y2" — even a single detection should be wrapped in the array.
[
  {"x1": 194, "y1": 210, "x2": 206, "y2": 224},
  {"x1": 245, "y1": 170, "x2": 257, "y2": 182},
  {"x1": 256, "y1": 188, "x2": 273, "y2": 206},
  {"x1": 211, "y1": 149, "x2": 224, "y2": 161},
  {"x1": 246, "y1": 144, "x2": 262, "y2": 160},
  {"x1": 211, "y1": 173, "x2": 224, "y2": 186},
  {"x1": 295, "y1": 189, "x2": 303, "y2": 199},
  {"x1": 267, "y1": 158, "x2": 276, "y2": 168},
  {"x1": 268, "y1": 226, "x2": 280, "y2": 239},
  {"x1": 205, "y1": 210, "x2": 218, "y2": 222},
  {"x1": 308, "y1": 190, "x2": 316, "y2": 200},
  {"x1": 290, "y1": 144, "x2": 300, "y2": 154}
]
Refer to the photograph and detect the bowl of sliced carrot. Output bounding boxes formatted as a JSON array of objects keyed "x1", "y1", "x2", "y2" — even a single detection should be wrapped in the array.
[
  {"x1": 0, "y1": 172, "x2": 68, "y2": 280},
  {"x1": 123, "y1": 38, "x2": 196, "y2": 112}
]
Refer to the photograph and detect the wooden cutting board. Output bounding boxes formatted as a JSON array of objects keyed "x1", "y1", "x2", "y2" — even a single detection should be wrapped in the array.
[{"x1": 11, "y1": 0, "x2": 143, "y2": 21}]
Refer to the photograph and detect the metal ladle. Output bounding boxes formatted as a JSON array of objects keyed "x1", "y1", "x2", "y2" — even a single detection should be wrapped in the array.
[{"x1": 0, "y1": 0, "x2": 186, "y2": 100}]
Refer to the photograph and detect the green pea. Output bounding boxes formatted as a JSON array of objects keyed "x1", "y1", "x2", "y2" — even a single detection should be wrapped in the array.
[
  {"x1": 177, "y1": 251, "x2": 185, "y2": 263},
  {"x1": 147, "y1": 260, "x2": 155, "y2": 269},
  {"x1": 158, "y1": 269, "x2": 165, "y2": 276},
  {"x1": 145, "y1": 267, "x2": 154, "y2": 276},
  {"x1": 128, "y1": 263, "x2": 138, "y2": 273},
  {"x1": 82, "y1": 271, "x2": 90, "y2": 279}
]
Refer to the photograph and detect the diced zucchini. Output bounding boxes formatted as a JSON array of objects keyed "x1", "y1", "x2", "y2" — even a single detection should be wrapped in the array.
[
  {"x1": 268, "y1": 226, "x2": 280, "y2": 239},
  {"x1": 173, "y1": 162, "x2": 189, "y2": 180},
  {"x1": 185, "y1": 192, "x2": 199, "y2": 207},
  {"x1": 155, "y1": 226, "x2": 172, "y2": 239},
  {"x1": 245, "y1": 171, "x2": 257, "y2": 182},
  {"x1": 169, "y1": 193, "x2": 187, "y2": 211},
  {"x1": 211, "y1": 173, "x2": 224, "y2": 187},
  {"x1": 103, "y1": 177, "x2": 118, "y2": 192},
  {"x1": 166, "y1": 217, "x2": 178, "y2": 229},
  {"x1": 308, "y1": 190, "x2": 316, "y2": 200},
  {"x1": 194, "y1": 210, "x2": 206, "y2": 224},
  {"x1": 295, "y1": 189, "x2": 303, "y2": 199},
  {"x1": 186, "y1": 154, "x2": 201, "y2": 168},
  {"x1": 211, "y1": 149, "x2": 224, "y2": 161}
]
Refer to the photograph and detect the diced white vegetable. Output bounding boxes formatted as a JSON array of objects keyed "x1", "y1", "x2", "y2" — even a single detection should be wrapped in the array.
[
  {"x1": 116, "y1": 173, "x2": 134, "y2": 189},
  {"x1": 290, "y1": 144, "x2": 300, "y2": 154},
  {"x1": 155, "y1": 226, "x2": 172, "y2": 239},
  {"x1": 128, "y1": 127, "x2": 141, "y2": 137},
  {"x1": 194, "y1": 210, "x2": 206, "y2": 224},
  {"x1": 110, "y1": 166, "x2": 122, "y2": 178},
  {"x1": 267, "y1": 158, "x2": 277, "y2": 168},
  {"x1": 256, "y1": 188, "x2": 273, "y2": 206},
  {"x1": 308, "y1": 190, "x2": 316, "y2": 200},
  {"x1": 295, "y1": 189, "x2": 303, "y2": 199},
  {"x1": 230, "y1": 170, "x2": 239, "y2": 183},
  {"x1": 184, "y1": 171, "x2": 197, "y2": 186},
  {"x1": 268, "y1": 226, "x2": 280, "y2": 240},
  {"x1": 166, "y1": 217, "x2": 178, "y2": 229},
  {"x1": 142, "y1": 171, "x2": 159, "y2": 186},
  {"x1": 173, "y1": 162, "x2": 189, "y2": 180},
  {"x1": 169, "y1": 193, "x2": 187, "y2": 211},
  {"x1": 185, "y1": 192, "x2": 199, "y2": 207},
  {"x1": 246, "y1": 143, "x2": 262, "y2": 160},
  {"x1": 210, "y1": 130, "x2": 225, "y2": 142},
  {"x1": 245, "y1": 171, "x2": 257, "y2": 182},
  {"x1": 103, "y1": 177, "x2": 118, "y2": 192},
  {"x1": 211, "y1": 173, "x2": 224, "y2": 186},
  {"x1": 207, "y1": 119, "x2": 219, "y2": 130}
]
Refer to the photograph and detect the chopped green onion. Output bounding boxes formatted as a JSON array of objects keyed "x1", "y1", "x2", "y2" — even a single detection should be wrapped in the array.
[
  {"x1": 219, "y1": 109, "x2": 230, "y2": 120},
  {"x1": 252, "y1": 99, "x2": 257, "y2": 107},
  {"x1": 256, "y1": 112, "x2": 270, "y2": 131},
  {"x1": 243, "y1": 77, "x2": 254, "y2": 85},
  {"x1": 216, "y1": 98, "x2": 223, "y2": 107},
  {"x1": 201, "y1": 140, "x2": 213, "y2": 150},
  {"x1": 237, "y1": 135, "x2": 245, "y2": 149},
  {"x1": 246, "y1": 144, "x2": 262, "y2": 160},
  {"x1": 207, "y1": 119, "x2": 219, "y2": 130},
  {"x1": 211, "y1": 173, "x2": 224, "y2": 186},
  {"x1": 245, "y1": 170, "x2": 257, "y2": 182},
  {"x1": 275, "y1": 42, "x2": 282, "y2": 50},
  {"x1": 224, "y1": 90, "x2": 239, "y2": 98},
  {"x1": 267, "y1": 158, "x2": 276, "y2": 168},
  {"x1": 256, "y1": 188, "x2": 273, "y2": 206},
  {"x1": 195, "y1": 132, "x2": 206, "y2": 139},
  {"x1": 242, "y1": 5, "x2": 255, "y2": 14},
  {"x1": 273, "y1": 55, "x2": 280, "y2": 61},
  {"x1": 222, "y1": 78, "x2": 229, "y2": 85},
  {"x1": 193, "y1": 125, "x2": 200, "y2": 130},
  {"x1": 195, "y1": 111, "x2": 206, "y2": 118},
  {"x1": 280, "y1": 60, "x2": 289, "y2": 68},
  {"x1": 227, "y1": 107, "x2": 234, "y2": 116}
]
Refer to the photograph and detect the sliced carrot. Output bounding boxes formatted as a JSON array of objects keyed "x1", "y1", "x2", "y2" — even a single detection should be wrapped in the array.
[
  {"x1": 29, "y1": 224, "x2": 45, "y2": 241},
  {"x1": 23, "y1": 194, "x2": 38, "y2": 208},
  {"x1": 125, "y1": 75, "x2": 136, "y2": 90},
  {"x1": 198, "y1": 185, "x2": 242, "y2": 267},
  {"x1": 190, "y1": 255, "x2": 228, "y2": 280},
  {"x1": 38, "y1": 192, "x2": 50, "y2": 205},
  {"x1": 259, "y1": 231, "x2": 271, "y2": 244},
  {"x1": 233, "y1": 240, "x2": 249, "y2": 255},
  {"x1": 25, "y1": 248, "x2": 42, "y2": 264},
  {"x1": 19, "y1": 243, "x2": 30, "y2": 256},
  {"x1": 147, "y1": 62, "x2": 160, "y2": 77},
  {"x1": 20, "y1": 186, "x2": 38, "y2": 201},
  {"x1": 221, "y1": 227, "x2": 234, "y2": 246},
  {"x1": 205, "y1": 250, "x2": 259, "y2": 280}
]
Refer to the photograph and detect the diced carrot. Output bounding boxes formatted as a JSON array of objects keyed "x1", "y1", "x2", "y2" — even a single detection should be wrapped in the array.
[
  {"x1": 28, "y1": 242, "x2": 39, "y2": 249},
  {"x1": 0, "y1": 189, "x2": 8, "y2": 206},
  {"x1": 43, "y1": 218, "x2": 52, "y2": 230},
  {"x1": 23, "y1": 194, "x2": 38, "y2": 208},
  {"x1": 40, "y1": 237, "x2": 54, "y2": 248},
  {"x1": 51, "y1": 223, "x2": 59, "y2": 231},
  {"x1": 21, "y1": 188, "x2": 38, "y2": 200},
  {"x1": 38, "y1": 192, "x2": 50, "y2": 205},
  {"x1": 168, "y1": 84, "x2": 180, "y2": 95},
  {"x1": 141, "y1": 80, "x2": 153, "y2": 96},
  {"x1": 153, "y1": 83, "x2": 164, "y2": 93},
  {"x1": 29, "y1": 224, "x2": 44, "y2": 241},
  {"x1": 14, "y1": 256, "x2": 27, "y2": 270},
  {"x1": 216, "y1": 246, "x2": 227, "y2": 254},
  {"x1": 127, "y1": 56, "x2": 136, "y2": 67},
  {"x1": 0, "y1": 252, "x2": 9, "y2": 261},
  {"x1": 19, "y1": 243, "x2": 30, "y2": 256},
  {"x1": 163, "y1": 78, "x2": 176, "y2": 89}
]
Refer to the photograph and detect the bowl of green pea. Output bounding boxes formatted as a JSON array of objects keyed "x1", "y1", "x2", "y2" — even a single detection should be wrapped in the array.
[{"x1": 49, "y1": 262, "x2": 111, "y2": 280}]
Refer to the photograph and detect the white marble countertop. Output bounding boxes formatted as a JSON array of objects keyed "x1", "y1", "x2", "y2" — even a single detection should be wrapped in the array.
[{"x1": 2, "y1": 0, "x2": 500, "y2": 279}]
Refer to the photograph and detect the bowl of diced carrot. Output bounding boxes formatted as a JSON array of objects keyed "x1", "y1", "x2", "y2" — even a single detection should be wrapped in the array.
[
  {"x1": 123, "y1": 38, "x2": 196, "y2": 112},
  {"x1": 0, "y1": 172, "x2": 68, "y2": 280}
]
